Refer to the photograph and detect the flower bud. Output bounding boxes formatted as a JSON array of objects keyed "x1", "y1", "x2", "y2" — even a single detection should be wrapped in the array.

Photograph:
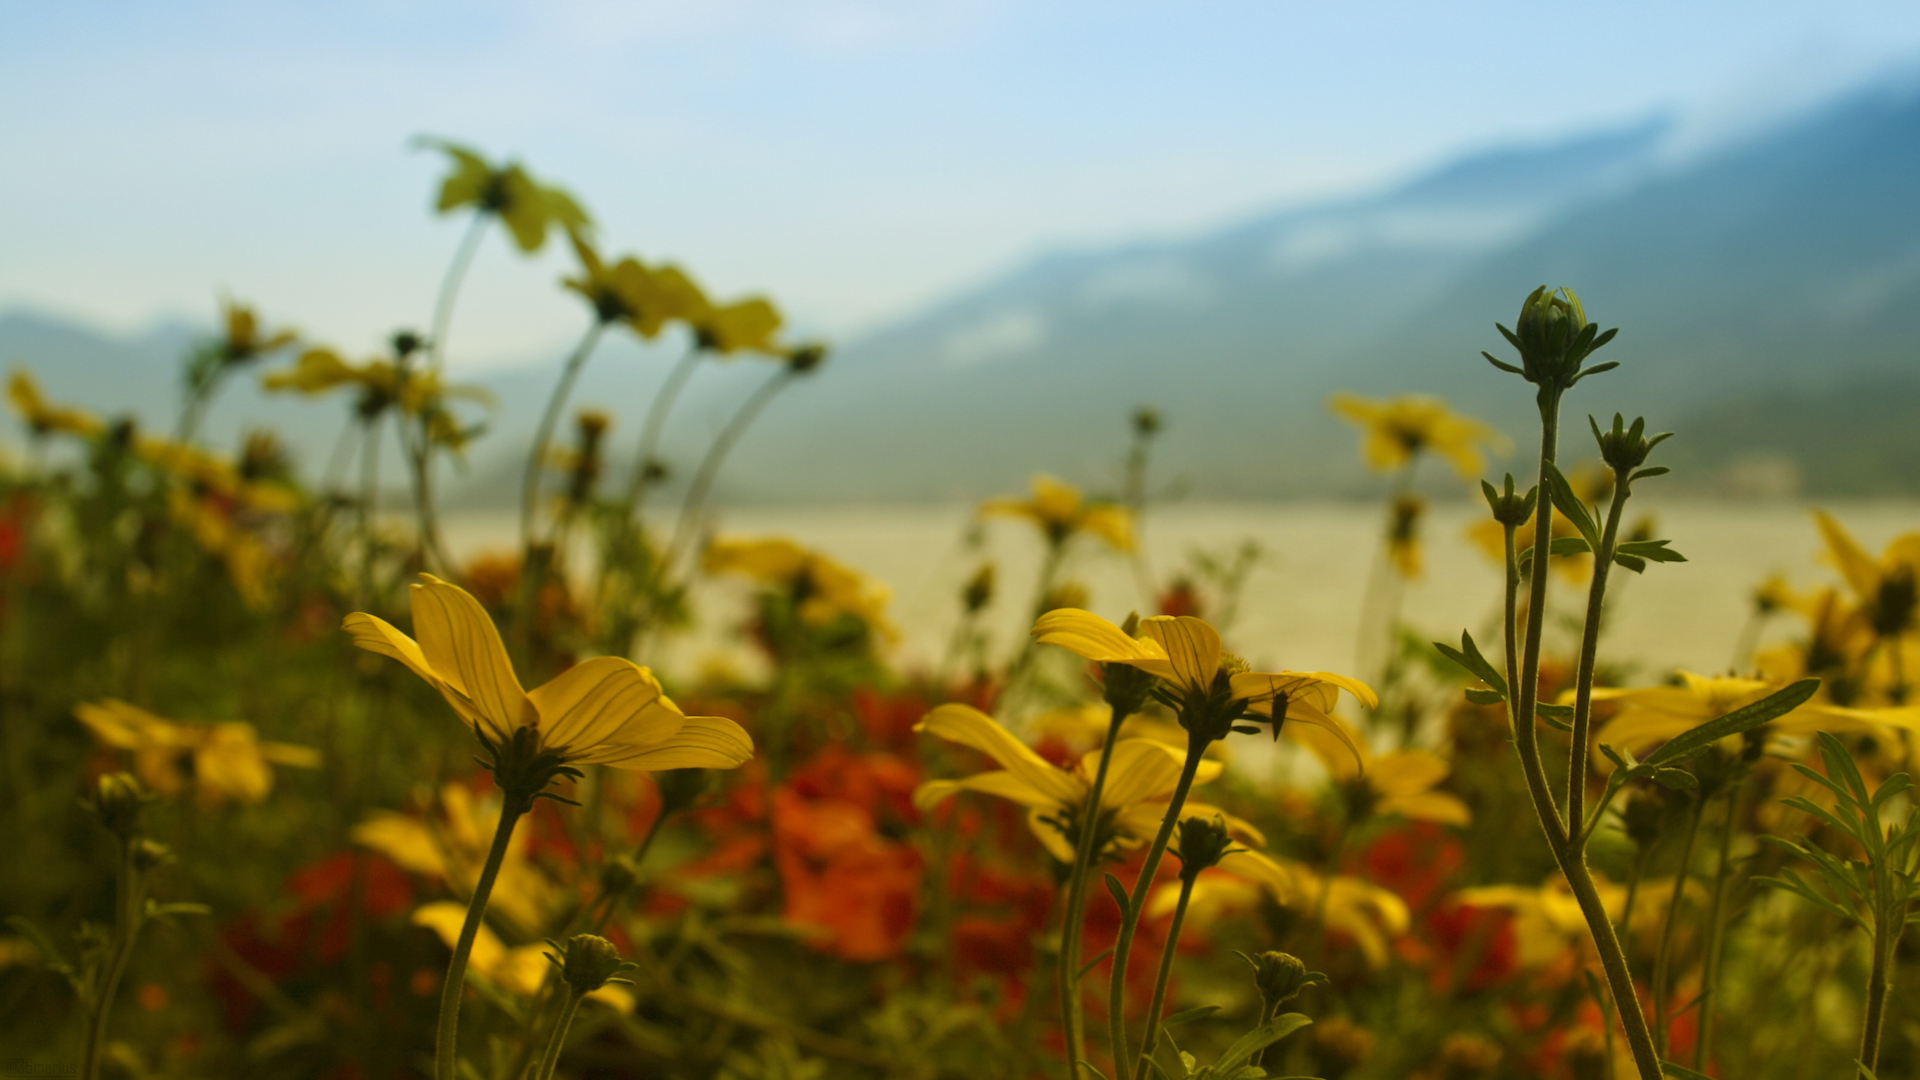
[
  {"x1": 1589, "y1": 413, "x2": 1671, "y2": 478},
  {"x1": 545, "y1": 934, "x2": 636, "y2": 996},
  {"x1": 86, "y1": 772, "x2": 149, "y2": 841},
  {"x1": 391, "y1": 329, "x2": 425, "y2": 359},
  {"x1": 1479, "y1": 474, "x2": 1537, "y2": 529},
  {"x1": 1132, "y1": 406, "x2": 1162, "y2": 439},
  {"x1": 1484, "y1": 286, "x2": 1619, "y2": 404},
  {"x1": 131, "y1": 838, "x2": 173, "y2": 872},
  {"x1": 1173, "y1": 815, "x2": 1237, "y2": 881},
  {"x1": 598, "y1": 854, "x2": 641, "y2": 898},
  {"x1": 1237, "y1": 949, "x2": 1328, "y2": 1009},
  {"x1": 961, "y1": 563, "x2": 995, "y2": 614},
  {"x1": 786, "y1": 343, "x2": 828, "y2": 374}
]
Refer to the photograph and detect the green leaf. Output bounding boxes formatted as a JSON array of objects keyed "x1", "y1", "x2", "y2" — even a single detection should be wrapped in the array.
[
  {"x1": 1077, "y1": 1062, "x2": 1115, "y2": 1080},
  {"x1": 1542, "y1": 460, "x2": 1601, "y2": 546},
  {"x1": 1214, "y1": 1013, "x2": 1313, "y2": 1073},
  {"x1": 1815, "y1": 731, "x2": 1874, "y2": 811},
  {"x1": 1639, "y1": 679, "x2": 1820, "y2": 770},
  {"x1": 1464, "y1": 688, "x2": 1505, "y2": 706},
  {"x1": 1871, "y1": 774, "x2": 1912, "y2": 807},
  {"x1": 1856, "y1": 1062, "x2": 1883, "y2": 1080},
  {"x1": 2, "y1": 915, "x2": 80, "y2": 991},
  {"x1": 1661, "y1": 1059, "x2": 1712, "y2": 1078},
  {"x1": 1077, "y1": 945, "x2": 1116, "y2": 982},
  {"x1": 1599, "y1": 743, "x2": 1639, "y2": 773},
  {"x1": 1537, "y1": 706, "x2": 1575, "y2": 733},
  {"x1": 1105, "y1": 873, "x2": 1132, "y2": 915},
  {"x1": 1613, "y1": 553, "x2": 1648, "y2": 574},
  {"x1": 1433, "y1": 631, "x2": 1508, "y2": 697},
  {"x1": 1162, "y1": 1005, "x2": 1220, "y2": 1030},
  {"x1": 1650, "y1": 768, "x2": 1698, "y2": 792},
  {"x1": 1631, "y1": 466, "x2": 1671, "y2": 482},
  {"x1": 1617, "y1": 539, "x2": 1687, "y2": 564}
]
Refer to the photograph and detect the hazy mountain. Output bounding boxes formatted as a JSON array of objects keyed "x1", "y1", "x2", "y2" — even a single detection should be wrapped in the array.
[{"x1": 4, "y1": 73, "x2": 1918, "y2": 502}]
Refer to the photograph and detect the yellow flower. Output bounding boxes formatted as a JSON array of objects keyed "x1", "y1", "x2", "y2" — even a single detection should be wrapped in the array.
[
  {"x1": 1813, "y1": 509, "x2": 1920, "y2": 646},
  {"x1": 564, "y1": 233, "x2": 712, "y2": 339},
  {"x1": 355, "y1": 784, "x2": 554, "y2": 933},
  {"x1": 411, "y1": 902, "x2": 633, "y2": 1011},
  {"x1": 911, "y1": 703, "x2": 1255, "y2": 863},
  {"x1": 703, "y1": 536, "x2": 897, "y2": 638},
  {"x1": 7, "y1": 370, "x2": 104, "y2": 439},
  {"x1": 979, "y1": 474, "x2": 1133, "y2": 552},
  {"x1": 344, "y1": 574, "x2": 753, "y2": 771},
  {"x1": 1327, "y1": 393, "x2": 1508, "y2": 480},
  {"x1": 74, "y1": 699, "x2": 319, "y2": 807},
  {"x1": 422, "y1": 139, "x2": 590, "y2": 253},
  {"x1": 216, "y1": 300, "x2": 296, "y2": 366},
  {"x1": 693, "y1": 297, "x2": 785, "y2": 357},
  {"x1": 1029, "y1": 608, "x2": 1372, "y2": 759},
  {"x1": 1159, "y1": 857, "x2": 1410, "y2": 968},
  {"x1": 1457, "y1": 874, "x2": 1699, "y2": 968},
  {"x1": 1386, "y1": 492, "x2": 1425, "y2": 579},
  {"x1": 1582, "y1": 671, "x2": 1912, "y2": 764},
  {"x1": 1293, "y1": 715, "x2": 1471, "y2": 827}
]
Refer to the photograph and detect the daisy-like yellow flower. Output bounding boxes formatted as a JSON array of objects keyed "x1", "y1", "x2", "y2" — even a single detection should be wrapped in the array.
[
  {"x1": 7, "y1": 370, "x2": 104, "y2": 439},
  {"x1": 564, "y1": 233, "x2": 712, "y2": 340},
  {"x1": 344, "y1": 574, "x2": 753, "y2": 772},
  {"x1": 704, "y1": 535, "x2": 897, "y2": 639},
  {"x1": 1813, "y1": 509, "x2": 1919, "y2": 653},
  {"x1": 1154, "y1": 858, "x2": 1411, "y2": 968},
  {"x1": 422, "y1": 139, "x2": 590, "y2": 254},
  {"x1": 1292, "y1": 715, "x2": 1471, "y2": 827},
  {"x1": 980, "y1": 474, "x2": 1134, "y2": 552},
  {"x1": 75, "y1": 699, "x2": 319, "y2": 807},
  {"x1": 912, "y1": 703, "x2": 1255, "y2": 863},
  {"x1": 1030, "y1": 608, "x2": 1372, "y2": 757},
  {"x1": 355, "y1": 784, "x2": 555, "y2": 933},
  {"x1": 1457, "y1": 874, "x2": 1701, "y2": 969},
  {"x1": 693, "y1": 297, "x2": 785, "y2": 357},
  {"x1": 1328, "y1": 393, "x2": 1508, "y2": 480},
  {"x1": 216, "y1": 300, "x2": 296, "y2": 367}
]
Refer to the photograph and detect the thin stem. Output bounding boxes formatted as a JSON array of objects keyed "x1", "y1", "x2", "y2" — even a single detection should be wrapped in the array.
[
  {"x1": 532, "y1": 991, "x2": 586, "y2": 1080},
  {"x1": 1058, "y1": 702, "x2": 1131, "y2": 1076},
  {"x1": 1107, "y1": 738, "x2": 1206, "y2": 1080},
  {"x1": 81, "y1": 839, "x2": 143, "y2": 1080},
  {"x1": 323, "y1": 413, "x2": 361, "y2": 495},
  {"x1": 1569, "y1": 475, "x2": 1630, "y2": 832},
  {"x1": 357, "y1": 416, "x2": 383, "y2": 607},
  {"x1": 1123, "y1": 427, "x2": 1157, "y2": 608},
  {"x1": 623, "y1": 343, "x2": 704, "y2": 512},
  {"x1": 1652, "y1": 795, "x2": 1704, "y2": 1058},
  {"x1": 663, "y1": 366, "x2": 794, "y2": 577},
  {"x1": 522, "y1": 321, "x2": 609, "y2": 555},
  {"x1": 1249, "y1": 998, "x2": 1279, "y2": 1070},
  {"x1": 1135, "y1": 874, "x2": 1197, "y2": 1077},
  {"x1": 433, "y1": 797, "x2": 527, "y2": 1080},
  {"x1": 1514, "y1": 399, "x2": 1568, "y2": 845},
  {"x1": 1695, "y1": 785, "x2": 1743, "y2": 1070},
  {"x1": 1859, "y1": 916, "x2": 1894, "y2": 1076},
  {"x1": 427, "y1": 212, "x2": 489, "y2": 375}
]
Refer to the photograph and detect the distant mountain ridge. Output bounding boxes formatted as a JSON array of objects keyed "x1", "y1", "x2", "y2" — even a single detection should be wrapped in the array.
[{"x1": 4, "y1": 75, "x2": 1918, "y2": 501}]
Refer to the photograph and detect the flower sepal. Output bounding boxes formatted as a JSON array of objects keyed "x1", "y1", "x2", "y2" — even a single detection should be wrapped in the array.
[{"x1": 475, "y1": 724, "x2": 585, "y2": 813}]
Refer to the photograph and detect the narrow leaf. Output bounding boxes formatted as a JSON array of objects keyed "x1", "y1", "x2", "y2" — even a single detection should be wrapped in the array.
[
  {"x1": 1617, "y1": 539, "x2": 1687, "y2": 564},
  {"x1": 1640, "y1": 679, "x2": 1820, "y2": 770},
  {"x1": 1542, "y1": 460, "x2": 1601, "y2": 546},
  {"x1": 1162, "y1": 1005, "x2": 1220, "y2": 1029},
  {"x1": 1214, "y1": 1013, "x2": 1314, "y2": 1072},
  {"x1": 1105, "y1": 873, "x2": 1131, "y2": 915},
  {"x1": 1660, "y1": 1061, "x2": 1712, "y2": 1079}
]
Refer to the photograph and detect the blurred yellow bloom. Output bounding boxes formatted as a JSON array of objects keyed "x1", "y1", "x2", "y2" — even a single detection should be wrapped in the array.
[
  {"x1": 423, "y1": 139, "x2": 590, "y2": 253},
  {"x1": 217, "y1": 300, "x2": 296, "y2": 366},
  {"x1": 1160, "y1": 857, "x2": 1411, "y2": 968},
  {"x1": 411, "y1": 902, "x2": 632, "y2": 1011},
  {"x1": 694, "y1": 297, "x2": 785, "y2": 357},
  {"x1": 980, "y1": 475, "x2": 1133, "y2": 552},
  {"x1": 704, "y1": 536, "x2": 897, "y2": 639},
  {"x1": 1813, "y1": 509, "x2": 1919, "y2": 646},
  {"x1": 912, "y1": 703, "x2": 1253, "y2": 863},
  {"x1": 1457, "y1": 874, "x2": 1699, "y2": 968},
  {"x1": 564, "y1": 233, "x2": 711, "y2": 339},
  {"x1": 355, "y1": 784, "x2": 554, "y2": 933},
  {"x1": 7, "y1": 370, "x2": 104, "y2": 439},
  {"x1": 1030, "y1": 609, "x2": 1373, "y2": 760},
  {"x1": 1293, "y1": 716, "x2": 1471, "y2": 827},
  {"x1": 1327, "y1": 393, "x2": 1507, "y2": 480},
  {"x1": 1467, "y1": 510, "x2": 1591, "y2": 584},
  {"x1": 1582, "y1": 671, "x2": 1912, "y2": 764},
  {"x1": 75, "y1": 699, "x2": 318, "y2": 807},
  {"x1": 344, "y1": 574, "x2": 754, "y2": 771},
  {"x1": 1386, "y1": 492, "x2": 1425, "y2": 579}
]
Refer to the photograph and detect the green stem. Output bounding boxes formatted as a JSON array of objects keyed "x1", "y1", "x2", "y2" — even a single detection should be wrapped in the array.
[
  {"x1": 1652, "y1": 795, "x2": 1704, "y2": 1058},
  {"x1": 427, "y1": 212, "x2": 489, "y2": 375},
  {"x1": 1058, "y1": 702, "x2": 1130, "y2": 1077},
  {"x1": 80, "y1": 839, "x2": 144, "y2": 1080},
  {"x1": 662, "y1": 366, "x2": 794, "y2": 579},
  {"x1": 1695, "y1": 785, "x2": 1743, "y2": 1070},
  {"x1": 1568, "y1": 475, "x2": 1630, "y2": 829},
  {"x1": 1107, "y1": 737, "x2": 1206, "y2": 1080},
  {"x1": 532, "y1": 990, "x2": 586, "y2": 1080},
  {"x1": 521, "y1": 321, "x2": 609, "y2": 555},
  {"x1": 1513, "y1": 399, "x2": 1568, "y2": 846},
  {"x1": 622, "y1": 343, "x2": 704, "y2": 512},
  {"x1": 1135, "y1": 874, "x2": 1197, "y2": 1077},
  {"x1": 1859, "y1": 917, "x2": 1894, "y2": 1077},
  {"x1": 1123, "y1": 425, "x2": 1156, "y2": 608},
  {"x1": 433, "y1": 797, "x2": 527, "y2": 1080}
]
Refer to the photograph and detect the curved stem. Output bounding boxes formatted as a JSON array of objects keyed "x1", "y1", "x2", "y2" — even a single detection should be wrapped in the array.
[
  {"x1": 1860, "y1": 916, "x2": 1894, "y2": 1076},
  {"x1": 1107, "y1": 739, "x2": 1206, "y2": 1080},
  {"x1": 1058, "y1": 702, "x2": 1131, "y2": 1076},
  {"x1": 1652, "y1": 795, "x2": 1704, "y2": 1058},
  {"x1": 427, "y1": 212, "x2": 489, "y2": 375},
  {"x1": 663, "y1": 367, "x2": 793, "y2": 577},
  {"x1": 81, "y1": 839, "x2": 144, "y2": 1080},
  {"x1": 1135, "y1": 873, "x2": 1196, "y2": 1077},
  {"x1": 323, "y1": 413, "x2": 361, "y2": 495},
  {"x1": 623, "y1": 343, "x2": 704, "y2": 512},
  {"x1": 532, "y1": 990, "x2": 586, "y2": 1080},
  {"x1": 522, "y1": 321, "x2": 609, "y2": 554},
  {"x1": 433, "y1": 798, "x2": 527, "y2": 1080},
  {"x1": 1514, "y1": 399, "x2": 1568, "y2": 845},
  {"x1": 1123, "y1": 428, "x2": 1157, "y2": 608},
  {"x1": 1569, "y1": 477, "x2": 1630, "y2": 831}
]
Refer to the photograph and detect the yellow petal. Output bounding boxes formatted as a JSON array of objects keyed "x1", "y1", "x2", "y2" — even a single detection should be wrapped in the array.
[
  {"x1": 1813, "y1": 509, "x2": 1881, "y2": 601},
  {"x1": 352, "y1": 812, "x2": 446, "y2": 876},
  {"x1": 1289, "y1": 713, "x2": 1369, "y2": 781},
  {"x1": 1097, "y1": 739, "x2": 1196, "y2": 810},
  {"x1": 343, "y1": 611, "x2": 490, "y2": 735},
  {"x1": 912, "y1": 770, "x2": 1059, "y2": 813},
  {"x1": 1030, "y1": 609, "x2": 1175, "y2": 680},
  {"x1": 413, "y1": 902, "x2": 506, "y2": 979},
  {"x1": 529, "y1": 657, "x2": 685, "y2": 757},
  {"x1": 915, "y1": 704, "x2": 1082, "y2": 807},
  {"x1": 409, "y1": 575, "x2": 532, "y2": 738},
  {"x1": 1380, "y1": 789, "x2": 1472, "y2": 827},
  {"x1": 1138, "y1": 616, "x2": 1222, "y2": 692},
  {"x1": 1371, "y1": 750, "x2": 1449, "y2": 798},
  {"x1": 590, "y1": 715, "x2": 753, "y2": 771}
]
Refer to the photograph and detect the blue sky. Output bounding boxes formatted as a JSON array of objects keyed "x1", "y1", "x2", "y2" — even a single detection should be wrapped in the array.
[{"x1": 6, "y1": 0, "x2": 1920, "y2": 370}]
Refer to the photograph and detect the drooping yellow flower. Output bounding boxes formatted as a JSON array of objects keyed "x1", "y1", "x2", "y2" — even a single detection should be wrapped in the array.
[
  {"x1": 564, "y1": 233, "x2": 712, "y2": 339},
  {"x1": 693, "y1": 297, "x2": 785, "y2": 357},
  {"x1": 355, "y1": 784, "x2": 555, "y2": 933},
  {"x1": 1156, "y1": 857, "x2": 1411, "y2": 968},
  {"x1": 422, "y1": 139, "x2": 591, "y2": 254},
  {"x1": 703, "y1": 536, "x2": 897, "y2": 639},
  {"x1": 216, "y1": 300, "x2": 297, "y2": 367},
  {"x1": 1813, "y1": 509, "x2": 1919, "y2": 648},
  {"x1": 344, "y1": 574, "x2": 753, "y2": 771},
  {"x1": 1292, "y1": 715, "x2": 1471, "y2": 827},
  {"x1": 1030, "y1": 609, "x2": 1372, "y2": 760},
  {"x1": 7, "y1": 370, "x2": 104, "y2": 439},
  {"x1": 1328, "y1": 393, "x2": 1508, "y2": 480},
  {"x1": 74, "y1": 699, "x2": 319, "y2": 807},
  {"x1": 979, "y1": 474, "x2": 1134, "y2": 552},
  {"x1": 411, "y1": 902, "x2": 633, "y2": 1011},
  {"x1": 911, "y1": 703, "x2": 1255, "y2": 863}
]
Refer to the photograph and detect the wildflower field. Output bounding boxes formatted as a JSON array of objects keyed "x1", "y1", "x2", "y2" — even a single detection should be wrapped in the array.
[{"x1": 5, "y1": 143, "x2": 1920, "y2": 1080}]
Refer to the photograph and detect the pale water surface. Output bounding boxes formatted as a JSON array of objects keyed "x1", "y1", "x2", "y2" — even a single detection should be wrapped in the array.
[{"x1": 443, "y1": 500, "x2": 1919, "y2": 686}]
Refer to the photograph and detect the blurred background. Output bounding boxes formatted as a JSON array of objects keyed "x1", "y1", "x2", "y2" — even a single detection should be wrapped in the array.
[{"x1": 6, "y1": 0, "x2": 1920, "y2": 507}]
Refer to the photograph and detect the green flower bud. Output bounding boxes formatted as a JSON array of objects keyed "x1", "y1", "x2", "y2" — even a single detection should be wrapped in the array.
[
  {"x1": 1237, "y1": 949, "x2": 1328, "y2": 1009},
  {"x1": 1132, "y1": 406, "x2": 1162, "y2": 439},
  {"x1": 786, "y1": 343, "x2": 828, "y2": 374},
  {"x1": 1589, "y1": 413, "x2": 1672, "y2": 481},
  {"x1": 598, "y1": 854, "x2": 641, "y2": 898},
  {"x1": 130, "y1": 838, "x2": 173, "y2": 873},
  {"x1": 1173, "y1": 815, "x2": 1238, "y2": 882},
  {"x1": 1484, "y1": 286, "x2": 1620, "y2": 412},
  {"x1": 85, "y1": 772, "x2": 149, "y2": 841},
  {"x1": 1479, "y1": 474, "x2": 1538, "y2": 529},
  {"x1": 545, "y1": 934, "x2": 637, "y2": 997}
]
